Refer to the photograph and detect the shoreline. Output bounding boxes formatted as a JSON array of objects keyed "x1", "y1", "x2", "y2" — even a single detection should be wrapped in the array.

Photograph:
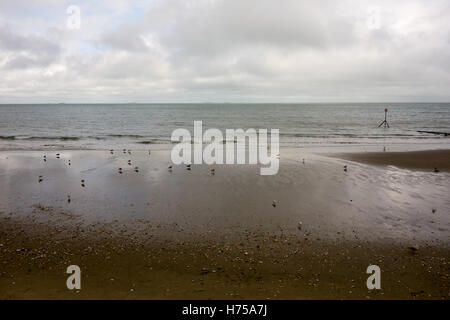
[{"x1": 1, "y1": 142, "x2": 450, "y2": 153}]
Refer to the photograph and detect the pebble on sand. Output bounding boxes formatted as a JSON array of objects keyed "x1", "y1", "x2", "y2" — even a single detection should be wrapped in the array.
[{"x1": 272, "y1": 200, "x2": 278, "y2": 207}]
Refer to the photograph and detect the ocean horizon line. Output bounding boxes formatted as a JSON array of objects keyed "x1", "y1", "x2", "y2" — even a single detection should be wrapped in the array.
[{"x1": 1, "y1": 102, "x2": 450, "y2": 105}]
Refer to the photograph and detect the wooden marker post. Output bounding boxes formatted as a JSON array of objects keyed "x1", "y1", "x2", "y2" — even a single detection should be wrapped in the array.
[{"x1": 378, "y1": 108, "x2": 390, "y2": 128}]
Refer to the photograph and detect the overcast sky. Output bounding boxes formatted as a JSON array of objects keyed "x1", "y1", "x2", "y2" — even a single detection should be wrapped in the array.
[{"x1": 0, "y1": 0, "x2": 449, "y2": 103}]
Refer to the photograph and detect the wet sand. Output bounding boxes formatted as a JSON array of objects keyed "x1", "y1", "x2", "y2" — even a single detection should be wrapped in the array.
[
  {"x1": 330, "y1": 149, "x2": 450, "y2": 172},
  {"x1": 0, "y1": 149, "x2": 449, "y2": 299}
]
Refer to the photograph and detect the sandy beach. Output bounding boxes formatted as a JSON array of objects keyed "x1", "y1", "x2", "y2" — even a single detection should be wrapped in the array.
[
  {"x1": 0, "y1": 149, "x2": 449, "y2": 299},
  {"x1": 330, "y1": 150, "x2": 450, "y2": 172}
]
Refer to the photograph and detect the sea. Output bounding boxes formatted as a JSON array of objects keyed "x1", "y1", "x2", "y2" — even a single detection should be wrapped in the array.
[{"x1": 0, "y1": 103, "x2": 449, "y2": 152}]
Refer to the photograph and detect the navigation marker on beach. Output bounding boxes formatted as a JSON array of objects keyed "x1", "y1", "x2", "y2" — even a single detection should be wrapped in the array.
[{"x1": 378, "y1": 108, "x2": 390, "y2": 128}]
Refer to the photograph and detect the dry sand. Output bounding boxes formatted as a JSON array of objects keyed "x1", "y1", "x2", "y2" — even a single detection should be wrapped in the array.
[
  {"x1": 0, "y1": 149, "x2": 449, "y2": 299},
  {"x1": 330, "y1": 149, "x2": 450, "y2": 172}
]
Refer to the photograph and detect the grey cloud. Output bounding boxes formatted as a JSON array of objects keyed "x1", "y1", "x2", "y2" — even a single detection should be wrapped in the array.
[
  {"x1": 0, "y1": 24, "x2": 61, "y2": 69},
  {"x1": 143, "y1": 0, "x2": 357, "y2": 64}
]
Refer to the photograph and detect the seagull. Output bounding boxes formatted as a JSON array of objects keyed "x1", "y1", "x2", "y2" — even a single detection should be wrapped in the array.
[{"x1": 408, "y1": 245, "x2": 419, "y2": 253}]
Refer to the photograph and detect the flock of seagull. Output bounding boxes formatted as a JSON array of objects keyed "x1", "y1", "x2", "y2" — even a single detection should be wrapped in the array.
[{"x1": 37, "y1": 149, "x2": 217, "y2": 200}]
